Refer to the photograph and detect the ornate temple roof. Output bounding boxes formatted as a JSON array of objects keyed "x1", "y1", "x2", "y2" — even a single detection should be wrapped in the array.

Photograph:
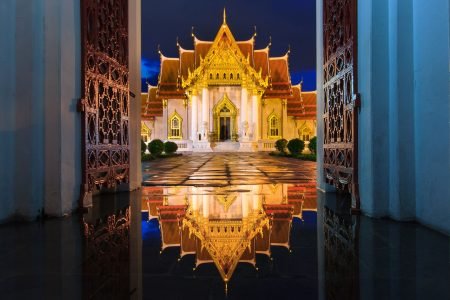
[
  {"x1": 141, "y1": 85, "x2": 163, "y2": 119},
  {"x1": 287, "y1": 84, "x2": 317, "y2": 119},
  {"x1": 156, "y1": 9, "x2": 293, "y2": 98}
]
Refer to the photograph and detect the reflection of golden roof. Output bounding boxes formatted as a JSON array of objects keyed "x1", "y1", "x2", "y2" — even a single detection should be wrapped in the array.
[{"x1": 183, "y1": 210, "x2": 269, "y2": 283}]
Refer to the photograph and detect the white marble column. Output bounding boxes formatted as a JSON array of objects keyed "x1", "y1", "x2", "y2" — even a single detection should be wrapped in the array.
[
  {"x1": 240, "y1": 87, "x2": 249, "y2": 140},
  {"x1": 202, "y1": 195, "x2": 209, "y2": 217},
  {"x1": 162, "y1": 99, "x2": 168, "y2": 139},
  {"x1": 282, "y1": 99, "x2": 288, "y2": 138},
  {"x1": 190, "y1": 94, "x2": 198, "y2": 141},
  {"x1": 201, "y1": 87, "x2": 209, "y2": 139},
  {"x1": 251, "y1": 93, "x2": 259, "y2": 141}
]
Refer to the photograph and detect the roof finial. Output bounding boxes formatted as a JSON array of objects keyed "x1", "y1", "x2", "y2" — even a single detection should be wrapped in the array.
[
  {"x1": 191, "y1": 26, "x2": 195, "y2": 37},
  {"x1": 253, "y1": 25, "x2": 257, "y2": 38},
  {"x1": 268, "y1": 36, "x2": 272, "y2": 47},
  {"x1": 157, "y1": 44, "x2": 161, "y2": 55},
  {"x1": 287, "y1": 44, "x2": 291, "y2": 55},
  {"x1": 223, "y1": 7, "x2": 227, "y2": 25},
  {"x1": 176, "y1": 36, "x2": 179, "y2": 47}
]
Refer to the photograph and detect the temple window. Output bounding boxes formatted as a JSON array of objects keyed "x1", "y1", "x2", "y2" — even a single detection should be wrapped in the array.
[
  {"x1": 223, "y1": 73, "x2": 226, "y2": 79},
  {"x1": 168, "y1": 113, "x2": 182, "y2": 139},
  {"x1": 216, "y1": 73, "x2": 219, "y2": 79},
  {"x1": 230, "y1": 73, "x2": 233, "y2": 79},
  {"x1": 237, "y1": 73, "x2": 240, "y2": 79},
  {"x1": 268, "y1": 114, "x2": 280, "y2": 138},
  {"x1": 210, "y1": 73, "x2": 213, "y2": 80}
]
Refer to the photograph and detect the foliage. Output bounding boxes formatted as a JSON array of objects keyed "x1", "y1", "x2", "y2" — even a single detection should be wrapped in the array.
[
  {"x1": 164, "y1": 141, "x2": 178, "y2": 154},
  {"x1": 141, "y1": 139, "x2": 147, "y2": 154},
  {"x1": 275, "y1": 138, "x2": 288, "y2": 153},
  {"x1": 308, "y1": 136, "x2": 317, "y2": 154},
  {"x1": 287, "y1": 138, "x2": 305, "y2": 155},
  {"x1": 148, "y1": 139, "x2": 164, "y2": 156}
]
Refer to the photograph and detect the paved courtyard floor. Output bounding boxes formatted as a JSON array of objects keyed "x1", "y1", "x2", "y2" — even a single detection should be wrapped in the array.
[{"x1": 142, "y1": 152, "x2": 317, "y2": 186}]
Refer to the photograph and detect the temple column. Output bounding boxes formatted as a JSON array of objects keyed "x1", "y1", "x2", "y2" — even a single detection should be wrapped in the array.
[
  {"x1": 202, "y1": 195, "x2": 209, "y2": 217},
  {"x1": 190, "y1": 94, "x2": 198, "y2": 141},
  {"x1": 282, "y1": 99, "x2": 288, "y2": 138},
  {"x1": 201, "y1": 87, "x2": 209, "y2": 140},
  {"x1": 162, "y1": 99, "x2": 168, "y2": 139},
  {"x1": 251, "y1": 92, "x2": 259, "y2": 141},
  {"x1": 240, "y1": 87, "x2": 248, "y2": 140}
]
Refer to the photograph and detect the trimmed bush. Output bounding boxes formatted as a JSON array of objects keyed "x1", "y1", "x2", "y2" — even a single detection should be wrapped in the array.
[
  {"x1": 164, "y1": 141, "x2": 178, "y2": 154},
  {"x1": 141, "y1": 139, "x2": 147, "y2": 154},
  {"x1": 148, "y1": 139, "x2": 164, "y2": 156},
  {"x1": 275, "y1": 138, "x2": 288, "y2": 153},
  {"x1": 308, "y1": 136, "x2": 317, "y2": 154},
  {"x1": 287, "y1": 138, "x2": 305, "y2": 155}
]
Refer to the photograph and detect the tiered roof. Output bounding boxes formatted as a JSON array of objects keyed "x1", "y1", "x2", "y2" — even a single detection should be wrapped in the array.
[
  {"x1": 141, "y1": 10, "x2": 316, "y2": 119},
  {"x1": 287, "y1": 84, "x2": 317, "y2": 119}
]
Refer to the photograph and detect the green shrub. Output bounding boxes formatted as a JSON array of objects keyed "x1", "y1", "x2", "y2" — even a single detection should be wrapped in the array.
[
  {"x1": 308, "y1": 136, "x2": 317, "y2": 154},
  {"x1": 275, "y1": 138, "x2": 288, "y2": 153},
  {"x1": 287, "y1": 138, "x2": 305, "y2": 155},
  {"x1": 164, "y1": 141, "x2": 178, "y2": 154},
  {"x1": 148, "y1": 139, "x2": 164, "y2": 156},
  {"x1": 141, "y1": 139, "x2": 147, "y2": 154}
]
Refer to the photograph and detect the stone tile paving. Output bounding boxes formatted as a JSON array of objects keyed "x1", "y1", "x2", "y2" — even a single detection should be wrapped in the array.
[{"x1": 142, "y1": 153, "x2": 316, "y2": 186}]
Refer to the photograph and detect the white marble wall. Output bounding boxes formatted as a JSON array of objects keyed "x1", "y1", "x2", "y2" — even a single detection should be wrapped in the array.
[
  {"x1": 0, "y1": 0, "x2": 141, "y2": 222},
  {"x1": 330, "y1": 0, "x2": 450, "y2": 235}
]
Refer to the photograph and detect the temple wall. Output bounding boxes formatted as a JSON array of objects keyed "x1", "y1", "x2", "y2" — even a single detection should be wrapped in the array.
[
  {"x1": 0, "y1": 0, "x2": 141, "y2": 223},
  {"x1": 318, "y1": 0, "x2": 450, "y2": 235}
]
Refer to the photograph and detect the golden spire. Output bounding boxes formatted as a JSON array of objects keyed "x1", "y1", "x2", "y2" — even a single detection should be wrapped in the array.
[{"x1": 223, "y1": 7, "x2": 227, "y2": 25}]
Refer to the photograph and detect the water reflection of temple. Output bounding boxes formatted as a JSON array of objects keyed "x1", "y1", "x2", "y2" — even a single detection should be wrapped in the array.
[{"x1": 141, "y1": 183, "x2": 317, "y2": 285}]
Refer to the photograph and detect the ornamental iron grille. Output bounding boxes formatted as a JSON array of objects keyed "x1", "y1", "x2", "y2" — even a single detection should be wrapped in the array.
[
  {"x1": 80, "y1": 0, "x2": 130, "y2": 197},
  {"x1": 323, "y1": 0, "x2": 360, "y2": 209}
]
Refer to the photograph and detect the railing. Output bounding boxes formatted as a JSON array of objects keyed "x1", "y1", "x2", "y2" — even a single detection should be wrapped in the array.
[{"x1": 258, "y1": 140, "x2": 276, "y2": 151}]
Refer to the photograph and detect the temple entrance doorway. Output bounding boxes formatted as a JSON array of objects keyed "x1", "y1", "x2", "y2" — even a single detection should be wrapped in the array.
[{"x1": 213, "y1": 94, "x2": 237, "y2": 142}]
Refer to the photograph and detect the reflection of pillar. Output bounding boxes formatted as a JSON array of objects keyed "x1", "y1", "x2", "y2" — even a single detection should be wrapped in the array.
[
  {"x1": 252, "y1": 93, "x2": 259, "y2": 141},
  {"x1": 252, "y1": 195, "x2": 259, "y2": 211},
  {"x1": 202, "y1": 87, "x2": 209, "y2": 138},
  {"x1": 202, "y1": 195, "x2": 209, "y2": 217},
  {"x1": 241, "y1": 87, "x2": 248, "y2": 140},
  {"x1": 191, "y1": 94, "x2": 198, "y2": 140},
  {"x1": 192, "y1": 195, "x2": 198, "y2": 211},
  {"x1": 242, "y1": 194, "x2": 249, "y2": 218}
]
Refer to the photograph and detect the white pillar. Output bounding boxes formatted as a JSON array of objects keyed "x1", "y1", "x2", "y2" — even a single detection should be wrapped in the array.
[
  {"x1": 282, "y1": 99, "x2": 288, "y2": 138},
  {"x1": 252, "y1": 93, "x2": 259, "y2": 141},
  {"x1": 162, "y1": 100, "x2": 168, "y2": 139},
  {"x1": 242, "y1": 195, "x2": 249, "y2": 218},
  {"x1": 190, "y1": 94, "x2": 198, "y2": 141},
  {"x1": 201, "y1": 87, "x2": 209, "y2": 139},
  {"x1": 202, "y1": 195, "x2": 209, "y2": 217},
  {"x1": 240, "y1": 87, "x2": 248, "y2": 140}
]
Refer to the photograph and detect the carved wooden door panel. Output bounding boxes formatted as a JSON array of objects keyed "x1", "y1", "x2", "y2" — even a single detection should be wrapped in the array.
[
  {"x1": 80, "y1": 0, "x2": 129, "y2": 199},
  {"x1": 323, "y1": 0, "x2": 360, "y2": 210}
]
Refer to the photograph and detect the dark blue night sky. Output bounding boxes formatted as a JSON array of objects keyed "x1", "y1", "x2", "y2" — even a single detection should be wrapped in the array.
[{"x1": 141, "y1": 0, "x2": 316, "y2": 91}]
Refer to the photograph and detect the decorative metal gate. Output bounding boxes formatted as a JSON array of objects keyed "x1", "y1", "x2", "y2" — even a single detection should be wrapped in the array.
[
  {"x1": 323, "y1": 0, "x2": 360, "y2": 210},
  {"x1": 80, "y1": 0, "x2": 129, "y2": 201}
]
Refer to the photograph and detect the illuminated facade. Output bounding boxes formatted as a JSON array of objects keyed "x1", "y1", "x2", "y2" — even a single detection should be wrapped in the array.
[{"x1": 141, "y1": 10, "x2": 316, "y2": 152}]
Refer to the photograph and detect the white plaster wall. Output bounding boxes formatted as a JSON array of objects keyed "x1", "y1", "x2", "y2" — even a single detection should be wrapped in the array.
[
  {"x1": 129, "y1": 0, "x2": 142, "y2": 190},
  {"x1": 357, "y1": 0, "x2": 449, "y2": 234},
  {"x1": 0, "y1": 0, "x2": 17, "y2": 222},
  {"x1": 413, "y1": 0, "x2": 450, "y2": 235},
  {"x1": 44, "y1": 0, "x2": 81, "y2": 216}
]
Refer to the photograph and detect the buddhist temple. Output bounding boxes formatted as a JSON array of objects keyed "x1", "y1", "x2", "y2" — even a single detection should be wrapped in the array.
[{"x1": 141, "y1": 9, "x2": 316, "y2": 152}]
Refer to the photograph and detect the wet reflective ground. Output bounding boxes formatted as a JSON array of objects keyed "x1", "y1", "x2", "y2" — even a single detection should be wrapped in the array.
[{"x1": 0, "y1": 154, "x2": 449, "y2": 299}]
